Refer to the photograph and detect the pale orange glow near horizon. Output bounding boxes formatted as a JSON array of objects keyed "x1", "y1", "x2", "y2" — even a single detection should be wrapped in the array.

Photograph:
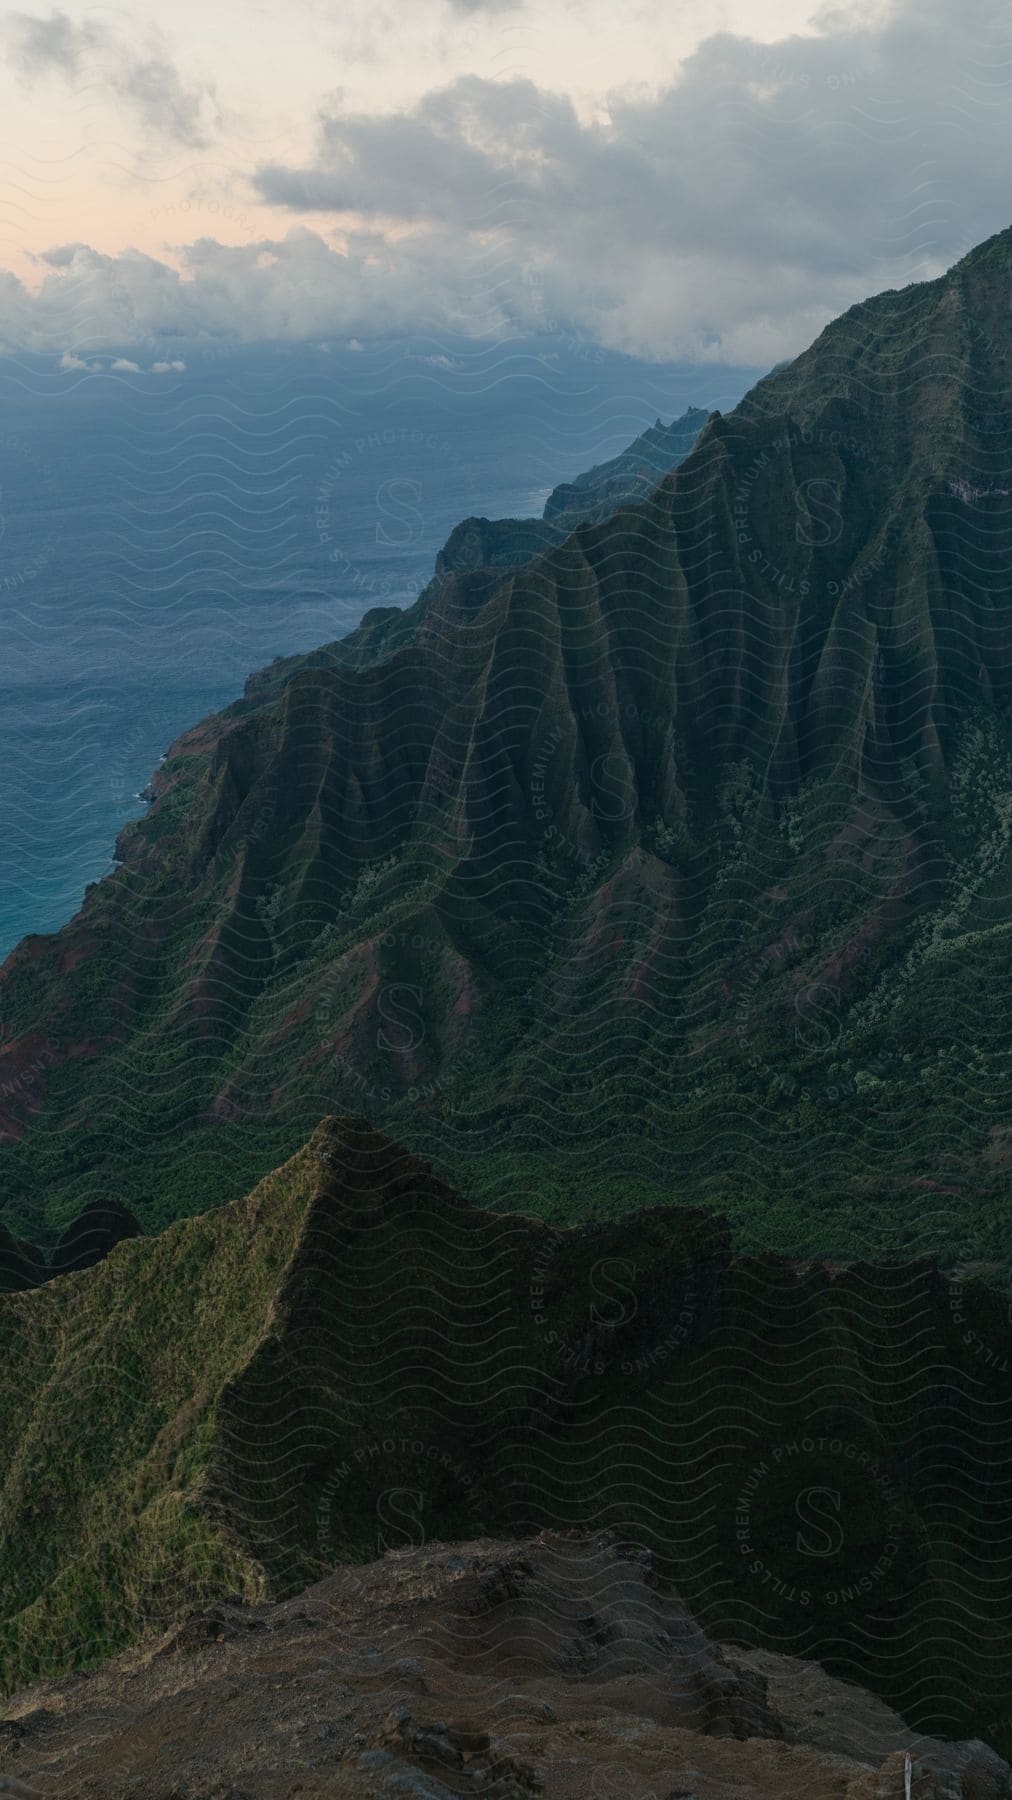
[{"x1": 0, "y1": 0, "x2": 849, "y2": 276}]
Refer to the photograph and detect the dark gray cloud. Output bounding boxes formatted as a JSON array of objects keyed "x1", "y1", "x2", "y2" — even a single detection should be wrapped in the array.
[
  {"x1": 250, "y1": 0, "x2": 1012, "y2": 362},
  {"x1": 4, "y1": 8, "x2": 218, "y2": 147},
  {"x1": 2, "y1": 0, "x2": 1011, "y2": 360}
]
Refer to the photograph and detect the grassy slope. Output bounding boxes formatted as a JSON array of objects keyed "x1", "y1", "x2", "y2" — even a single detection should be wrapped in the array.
[
  {"x1": 1, "y1": 1118, "x2": 1012, "y2": 1753},
  {"x1": 0, "y1": 1141, "x2": 319, "y2": 1684}
]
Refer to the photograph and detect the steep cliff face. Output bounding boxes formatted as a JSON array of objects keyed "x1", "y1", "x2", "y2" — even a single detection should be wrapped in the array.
[
  {"x1": 1, "y1": 1119, "x2": 1012, "y2": 1751},
  {"x1": 542, "y1": 404, "x2": 712, "y2": 521},
  {"x1": 1, "y1": 239, "x2": 1011, "y2": 1260},
  {"x1": 240, "y1": 404, "x2": 712, "y2": 704}
]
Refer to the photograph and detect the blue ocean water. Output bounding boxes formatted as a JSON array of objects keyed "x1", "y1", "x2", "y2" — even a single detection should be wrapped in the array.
[{"x1": 0, "y1": 338, "x2": 759, "y2": 959}]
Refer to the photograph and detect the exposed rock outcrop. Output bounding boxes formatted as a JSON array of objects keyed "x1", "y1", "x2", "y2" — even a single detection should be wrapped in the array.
[{"x1": 1, "y1": 1532, "x2": 1006, "y2": 1798}]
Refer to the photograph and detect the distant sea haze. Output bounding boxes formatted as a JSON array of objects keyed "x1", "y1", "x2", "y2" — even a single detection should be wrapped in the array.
[{"x1": 0, "y1": 337, "x2": 758, "y2": 960}]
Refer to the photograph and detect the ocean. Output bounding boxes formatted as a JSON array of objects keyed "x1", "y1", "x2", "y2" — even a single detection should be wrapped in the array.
[{"x1": 0, "y1": 337, "x2": 758, "y2": 959}]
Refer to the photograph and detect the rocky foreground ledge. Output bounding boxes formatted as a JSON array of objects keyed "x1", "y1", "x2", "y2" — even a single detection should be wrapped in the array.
[{"x1": 0, "y1": 1532, "x2": 1006, "y2": 1799}]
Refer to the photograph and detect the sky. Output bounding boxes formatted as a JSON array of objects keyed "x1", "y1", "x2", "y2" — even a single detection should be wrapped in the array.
[{"x1": 0, "y1": 0, "x2": 1007, "y2": 364}]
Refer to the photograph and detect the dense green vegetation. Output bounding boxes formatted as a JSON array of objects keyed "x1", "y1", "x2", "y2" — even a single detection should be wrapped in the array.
[
  {"x1": 1, "y1": 238, "x2": 1011, "y2": 1273},
  {"x1": 1, "y1": 241, "x2": 1012, "y2": 1759},
  {"x1": 2, "y1": 1117, "x2": 1011, "y2": 1755}
]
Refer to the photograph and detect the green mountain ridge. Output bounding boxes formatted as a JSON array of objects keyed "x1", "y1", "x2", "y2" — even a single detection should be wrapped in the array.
[
  {"x1": 1, "y1": 237, "x2": 1011, "y2": 1266},
  {"x1": 2, "y1": 1114, "x2": 1012, "y2": 1755},
  {"x1": 239, "y1": 404, "x2": 711, "y2": 705}
]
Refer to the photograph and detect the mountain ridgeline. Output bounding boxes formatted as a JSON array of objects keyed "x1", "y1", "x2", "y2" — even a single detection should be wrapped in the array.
[
  {"x1": 2, "y1": 1117, "x2": 1012, "y2": 1759},
  {"x1": 240, "y1": 405, "x2": 712, "y2": 702},
  {"x1": 1, "y1": 235, "x2": 1011, "y2": 1271}
]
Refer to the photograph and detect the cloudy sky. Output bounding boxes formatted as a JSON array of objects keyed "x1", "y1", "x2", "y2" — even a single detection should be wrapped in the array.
[{"x1": 0, "y1": 0, "x2": 1007, "y2": 364}]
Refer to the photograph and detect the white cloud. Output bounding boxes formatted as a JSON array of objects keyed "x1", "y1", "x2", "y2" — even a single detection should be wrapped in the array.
[
  {"x1": 0, "y1": 230, "x2": 515, "y2": 355},
  {"x1": 250, "y1": 0, "x2": 1012, "y2": 361},
  {"x1": 3, "y1": 0, "x2": 1011, "y2": 363},
  {"x1": 150, "y1": 358, "x2": 187, "y2": 372},
  {"x1": 57, "y1": 348, "x2": 104, "y2": 370},
  {"x1": 111, "y1": 356, "x2": 141, "y2": 372}
]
